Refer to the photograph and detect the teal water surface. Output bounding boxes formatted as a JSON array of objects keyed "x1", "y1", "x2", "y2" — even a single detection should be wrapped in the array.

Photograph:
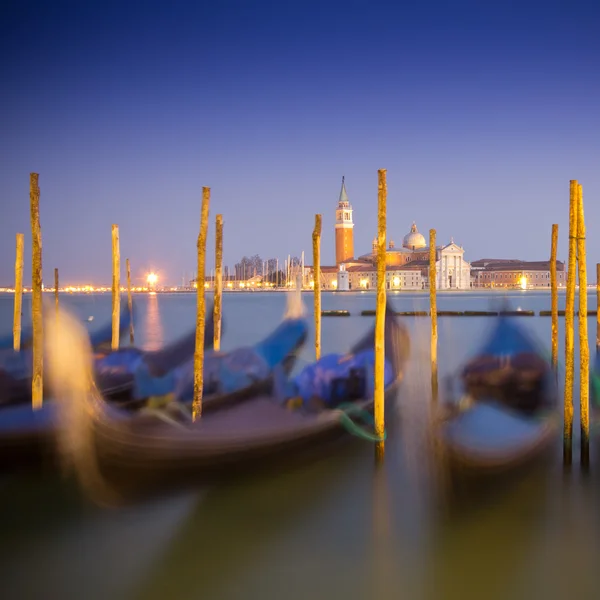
[{"x1": 0, "y1": 290, "x2": 599, "y2": 600}]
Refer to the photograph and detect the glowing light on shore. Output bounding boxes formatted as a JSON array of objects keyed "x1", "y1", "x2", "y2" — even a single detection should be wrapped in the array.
[
  {"x1": 519, "y1": 276, "x2": 527, "y2": 290},
  {"x1": 147, "y1": 272, "x2": 158, "y2": 286}
]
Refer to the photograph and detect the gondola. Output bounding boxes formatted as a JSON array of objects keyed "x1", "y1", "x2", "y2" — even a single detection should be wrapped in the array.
[
  {"x1": 0, "y1": 301, "x2": 133, "y2": 406},
  {"x1": 0, "y1": 309, "x2": 308, "y2": 468},
  {"x1": 66, "y1": 305, "x2": 409, "y2": 496},
  {"x1": 93, "y1": 305, "x2": 219, "y2": 404},
  {"x1": 438, "y1": 315, "x2": 559, "y2": 475},
  {"x1": 130, "y1": 315, "x2": 310, "y2": 412}
]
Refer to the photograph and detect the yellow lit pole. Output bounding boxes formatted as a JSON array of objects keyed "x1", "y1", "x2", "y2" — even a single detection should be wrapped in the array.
[
  {"x1": 192, "y1": 187, "x2": 210, "y2": 421},
  {"x1": 564, "y1": 180, "x2": 578, "y2": 466},
  {"x1": 126, "y1": 258, "x2": 134, "y2": 344},
  {"x1": 374, "y1": 169, "x2": 387, "y2": 461},
  {"x1": 429, "y1": 229, "x2": 438, "y2": 402},
  {"x1": 214, "y1": 214, "x2": 223, "y2": 352},
  {"x1": 576, "y1": 184, "x2": 589, "y2": 467},
  {"x1": 312, "y1": 214, "x2": 322, "y2": 360},
  {"x1": 30, "y1": 173, "x2": 43, "y2": 410},
  {"x1": 54, "y1": 268, "x2": 59, "y2": 316},
  {"x1": 13, "y1": 233, "x2": 24, "y2": 351},
  {"x1": 550, "y1": 224, "x2": 559, "y2": 375},
  {"x1": 111, "y1": 224, "x2": 120, "y2": 351}
]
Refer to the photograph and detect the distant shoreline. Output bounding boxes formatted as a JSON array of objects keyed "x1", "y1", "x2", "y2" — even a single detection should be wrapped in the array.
[{"x1": 1, "y1": 287, "x2": 596, "y2": 295}]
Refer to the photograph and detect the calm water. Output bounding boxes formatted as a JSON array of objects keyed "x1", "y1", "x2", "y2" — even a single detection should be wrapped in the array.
[{"x1": 1, "y1": 290, "x2": 600, "y2": 600}]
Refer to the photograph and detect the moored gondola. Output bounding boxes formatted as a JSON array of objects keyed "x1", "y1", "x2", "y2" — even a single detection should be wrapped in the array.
[
  {"x1": 57, "y1": 306, "x2": 409, "y2": 497},
  {"x1": 0, "y1": 308, "x2": 307, "y2": 469},
  {"x1": 438, "y1": 315, "x2": 559, "y2": 475}
]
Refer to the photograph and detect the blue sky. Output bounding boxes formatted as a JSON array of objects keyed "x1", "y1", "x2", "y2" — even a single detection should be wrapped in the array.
[{"x1": 1, "y1": 0, "x2": 599, "y2": 285}]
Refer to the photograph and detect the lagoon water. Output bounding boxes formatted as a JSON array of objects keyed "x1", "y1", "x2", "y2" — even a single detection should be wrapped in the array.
[{"x1": 1, "y1": 290, "x2": 600, "y2": 600}]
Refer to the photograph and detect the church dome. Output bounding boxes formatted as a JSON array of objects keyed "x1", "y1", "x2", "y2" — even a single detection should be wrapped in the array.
[{"x1": 402, "y1": 222, "x2": 426, "y2": 249}]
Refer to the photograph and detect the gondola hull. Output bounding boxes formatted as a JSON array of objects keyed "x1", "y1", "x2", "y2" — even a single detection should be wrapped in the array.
[
  {"x1": 439, "y1": 401, "x2": 558, "y2": 473},
  {"x1": 83, "y1": 307, "x2": 409, "y2": 497},
  {"x1": 438, "y1": 315, "x2": 559, "y2": 479},
  {"x1": 0, "y1": 314, "x2": 307, "y2": 469}
]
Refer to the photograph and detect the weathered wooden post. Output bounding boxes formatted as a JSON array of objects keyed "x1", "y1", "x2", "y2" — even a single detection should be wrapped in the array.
[
  {"x1": 576, "y1": 183, "x2": 589, "y2": 467},
  {"x1": 374, "y1": 169, "x2": 387, "y2": 461},
  {"x1": 111, "y1": 224, "x2": 120, "y2": 351},
  {"x1": 192, "y1": 187, "x2": 210, "y2": 421},
  {"x1": 550, "y1": 224, "x2": 559, "y2": 375},
  {"x1": 13, "y1": 233, "x2": 24, "y2": 351},
  {"x1": 126, "y1": 258, "x2": 134, "y2": 344},
  {"x1": 429, "y1": 229, "x2": 438, "y2": 402},
  {"x1": 30, "y1": 173, "x2": 43, "y2": 410},
  {"x1": 214, "y1": 214, "x2": 223, "y2": 352},
  {"x1": 597, "y1": 262, "x2": 600, "y2": 355},
  {"x1": 54, "y1": 268, "x2": 59, "y2": 315},
  {"x1": 564, "y1": 180, "x2": 578, "y2": 466},
  {"x1": 312, "y1": 214, "x2": 322, "y2": 360}
]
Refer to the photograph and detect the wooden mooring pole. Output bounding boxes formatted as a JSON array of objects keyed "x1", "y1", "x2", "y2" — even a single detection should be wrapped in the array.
[
  {"x1": 54, "y1": 268, "x2": 59, "y2": 315},
  {"x1": 564, "y1": 180, "x2": 578, "y2": 466},
  {"x1": 577, "y1": 183, "x2": 589, "y2": 467},
  {"x1": 429, "y1": 229, "x2": 438, "y2": 402},
  {"x1": 374, "y1": 169, "x2": 387, "y2": 462},
  {"x1": 313, "y1": 214, "x2": 322, "y2": 360},
  {"x1": 30, "y1": 173, "x2": 43, "y2": 410},
  {"x1": 192, "y1": 187, "x2": 210, "y2": 421},
  {"x1": 597, "y1": 263, "x2": 600, "y2": 355},
  {"x1": 126, "y1": 258, "x2": 134, "y2": 344},
  {"x1": 13, "y1": 233, "x2": 24, "y2": 351},
  {"x1": 550, "y1": 224, "x2": 559, "y2": 376},
  {"x1": 214, "y1": 214, "x2": 223, "y2": 352},
  {"x1": 111, "y1": 224, "x2": 120, "y2": 351}
]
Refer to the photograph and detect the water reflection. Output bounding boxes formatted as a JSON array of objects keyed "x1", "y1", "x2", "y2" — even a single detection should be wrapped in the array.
[
  {"x1": 143, "y1": 293, "x2": 164, "y2": 350},
  {"x1": 370, "y1": 463, "x2": 396, "y2": 599}
]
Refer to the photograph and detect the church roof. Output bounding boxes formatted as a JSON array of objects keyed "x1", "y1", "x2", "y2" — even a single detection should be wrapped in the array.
[
  {"x1": 402, "y1": 222, "x2": 427, "y2": 249},
  {"x1": 338, "y1": 176, "x2": 350, "y2": 205}
]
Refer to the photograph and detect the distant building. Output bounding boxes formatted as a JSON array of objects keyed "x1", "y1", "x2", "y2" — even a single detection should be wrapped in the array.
[{"x1": 470, "y1": 259, "x2": 566, "y2": 288}]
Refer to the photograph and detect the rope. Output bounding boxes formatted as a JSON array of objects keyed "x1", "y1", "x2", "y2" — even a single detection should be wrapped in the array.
[
  {"x1": 138, "y1": 406, "x2": 190, "y2": 430},
  {"x1": 335, "y1": 402, "x2": 387, "y2": 442}
]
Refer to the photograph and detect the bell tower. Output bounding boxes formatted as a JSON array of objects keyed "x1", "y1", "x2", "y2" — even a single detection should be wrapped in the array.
[{"x1": 335, "y1": 176, "x2": 354, "y2": 265}]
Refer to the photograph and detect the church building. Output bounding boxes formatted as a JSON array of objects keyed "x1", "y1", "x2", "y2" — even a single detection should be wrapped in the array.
[{"x1": 305, "y1": 177, "x2": 472, "y2": 291}]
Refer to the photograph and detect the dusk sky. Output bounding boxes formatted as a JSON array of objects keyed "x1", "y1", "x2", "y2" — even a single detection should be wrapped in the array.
[{"x1": 1, "y1": 0, "x2": 599, "y2": 286}]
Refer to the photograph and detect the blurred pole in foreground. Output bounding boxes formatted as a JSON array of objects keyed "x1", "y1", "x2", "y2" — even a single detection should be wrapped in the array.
[
  {"x1": 126, "y1": 258, "x2": 134, "y2": 344},
  {"x1": 563, "y1": 180, "x2": 578, "y2": 466},
  {"x1": 13, "y1": 233, "x2": 24, "y2": 351},
  {"x1": 550, "y1": 224, "x2": 558, "y2": 377},
  {"x1": 193, "y1": 187, "x2": 210, "y2": 421},
  {"x1": 31, "y1": 173, "x2": 43, "y2": 409},
  {"x1": 374, "y1": 169, "x2": 387, "y2": 463},
  {"x1": 576, "y1": 183, "x2": 589, "y2": 468},
  {"x1": 214, "y1": 214, "x2": 223, "y2": 352},
  {"x1": 111, "y1": 224, "x2": 120, "y2": 351},
  {"x1": 312, "y1": 214, "x2": 322, "y2": 360},
  {"x1": 430, "y1": 229, "x2": 438, "y2": 404}
]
